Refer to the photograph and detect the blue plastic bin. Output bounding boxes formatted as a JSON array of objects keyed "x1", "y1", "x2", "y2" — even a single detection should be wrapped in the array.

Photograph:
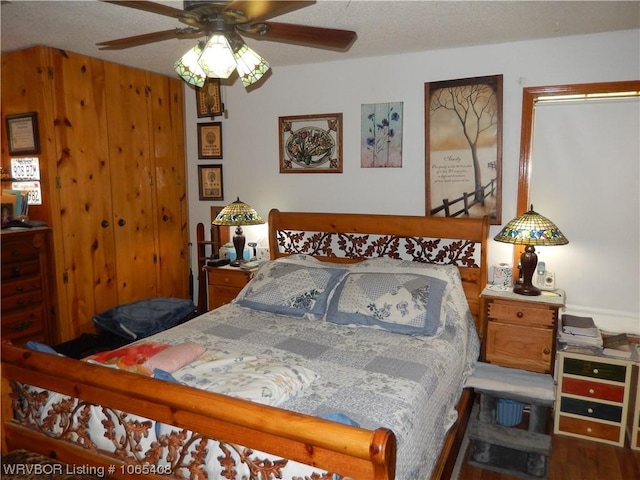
[{"x1": 496, "y1": 398, "x2": 524, "y2": 426}]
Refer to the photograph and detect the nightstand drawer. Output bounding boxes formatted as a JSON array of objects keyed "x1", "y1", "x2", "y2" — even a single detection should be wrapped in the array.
[
  {"x1": 488, "y1": 300, "x2": 555, "y2": 326},
  {"x1": 208, "y1": 269, "x2": 251, "y2": 288},
  {"x1": 561, "y1": 376, "x2": 625, "y2": 402},
  {"x1": 563, "y1": 357, "x2": 627, "y2": 382},
  {"x1": 557, "y1": 415, "x2": 621, "y2": 443},
  {"x1": 560, "y1": 397, "x2": 622, "y2": 422}
]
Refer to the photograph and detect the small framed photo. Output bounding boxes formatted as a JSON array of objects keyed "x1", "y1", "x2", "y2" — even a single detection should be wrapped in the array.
[
  {"x1": 198, "y1": 164, "x2": 224, "y2": 201},
  {"x1": 196, "y1": 78, "x2": 223, "y2": 118},
  {"x1": 279, "y1": 113, "x2": 343, "y2": 173},
  {"x1": 5, "y1": 112, "x2": 40, "y2": 155},
  {"x1": 197, "y1": 122, "x2": 223, "y2": 159}
]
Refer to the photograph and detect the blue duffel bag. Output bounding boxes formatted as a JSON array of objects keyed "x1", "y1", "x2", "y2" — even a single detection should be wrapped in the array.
[{"x1": 92, "y1": 298, "x2": 196, "y2": 340}]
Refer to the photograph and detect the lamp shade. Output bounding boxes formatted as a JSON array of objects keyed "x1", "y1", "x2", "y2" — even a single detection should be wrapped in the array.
[
  {"x1": 212, "y1": 197, "x2": 265, "y2": 226},
  {"x1": 494, "y1": 207, "x2": 568, "y2": 246},
  {"x1": 198, "y1": 33, "x2": 237, "y2": 79},
  {"x1": 494, "y1": 206, "x2": 568, "y2": 296},
  {"x1": 174, "y1": 42, "x2": 206, "y2": 88}
]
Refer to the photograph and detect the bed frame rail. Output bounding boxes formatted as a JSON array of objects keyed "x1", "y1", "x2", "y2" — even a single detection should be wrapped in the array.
[{"x1": 1, "y1": 344, "x2": 396, "y2": 480}]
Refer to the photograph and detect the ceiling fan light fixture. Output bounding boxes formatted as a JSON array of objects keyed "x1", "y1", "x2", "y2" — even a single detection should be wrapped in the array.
[
  {"x1": 197, "y1": 33, "x2": 237, "y2": 79},
  {"x1": 233, "y1": 42, "x2": 270, "y2": 87},
  {"x1": 174, "y1": 41, "x2": 207, "y2": 88}
]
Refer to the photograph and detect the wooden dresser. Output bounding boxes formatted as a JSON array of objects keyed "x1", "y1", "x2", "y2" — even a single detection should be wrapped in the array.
[
  {"x1": 1, "y1": 228, "x2": 55, "y2": 344},
  {"x1": 554, "y1": 351, "x2": 638, "y2": 447},
  {"x1": 481, "y1": 287, "x2": 565, "y2": 374}
]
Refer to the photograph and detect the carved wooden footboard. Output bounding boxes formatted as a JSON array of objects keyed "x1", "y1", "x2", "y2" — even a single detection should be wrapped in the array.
[{"x1": 1, "y1": 344, "x2": 396, "y2": 480}]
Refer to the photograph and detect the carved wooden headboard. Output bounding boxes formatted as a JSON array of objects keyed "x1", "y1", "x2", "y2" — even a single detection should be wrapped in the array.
[{"x1": 267, "y1": 210, "x2": 489, "y2": 335}]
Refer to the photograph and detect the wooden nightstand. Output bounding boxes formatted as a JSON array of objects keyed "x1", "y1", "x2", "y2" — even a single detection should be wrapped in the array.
[
  {"x1": 554, "y1": 350, "x2": 638, "y2": 447},
  {"x1": 480, "y1": 287, "x2": 565, "y2": 373},
  {"x1": 206, "y1": 266, "x2": 253, "y2": 310}
]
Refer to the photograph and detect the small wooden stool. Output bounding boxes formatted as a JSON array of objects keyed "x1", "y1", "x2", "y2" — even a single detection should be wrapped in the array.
[{"x1": 464, "y1": 362, "x2": 555, "y2": 480}]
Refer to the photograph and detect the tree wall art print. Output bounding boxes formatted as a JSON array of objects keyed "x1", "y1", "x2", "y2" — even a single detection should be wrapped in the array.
[{"x1": 425, "y1": 75, "x2": 502, "y2": 224}]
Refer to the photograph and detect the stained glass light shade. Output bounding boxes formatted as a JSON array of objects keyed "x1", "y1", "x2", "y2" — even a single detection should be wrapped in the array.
[
  {"x1": 213, "y1": 198, "x2": 264, "y2": 266},
  {"x1": 174, "y1": 42, "x2": 206, "y2": 88},
  {"x1": 233, "y1": 42, "x2": 270, "y2": 87},
  {"x1": 494, "y1": 206, "x2": 568, "y2": 296},
  {"x1": 494, "y1": 208, "x2": 569, "y2": 246},
  {"x1": 198, "y1": 33, "x2": 237, "y2": 79}
]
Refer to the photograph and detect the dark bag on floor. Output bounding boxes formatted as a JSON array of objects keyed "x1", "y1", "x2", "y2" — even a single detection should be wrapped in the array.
[{"x1": 92, "y1": 298, "x2": 196, "y2": 341}]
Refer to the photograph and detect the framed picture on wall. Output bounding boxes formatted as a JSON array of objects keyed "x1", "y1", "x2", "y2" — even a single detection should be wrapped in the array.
[
  {"x1": 196, "y1": 78, "x2": 223, "y2": 117},
  {"x1": 5, "y1": 112, "x2": 40, "y2": 155},
  {"x1": 425, "y1": 75, "x2": 503, "y2": 224},
  {"x1": 279, "y1": 113, "x2": 343, "y2": 173},
  {"x1": 197, "y1": 122, "x2": 223, "y2": 159},
  {"x1": 198, "y1": 164, "x2": 224, "y2": 201}
]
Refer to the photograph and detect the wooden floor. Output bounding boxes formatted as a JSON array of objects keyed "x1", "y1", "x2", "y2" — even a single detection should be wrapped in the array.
[{"x1": 457, "y1": 433, "x2": 640, "y2": 479}]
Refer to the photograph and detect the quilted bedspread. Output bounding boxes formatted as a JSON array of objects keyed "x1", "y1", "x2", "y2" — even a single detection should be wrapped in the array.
[
  {"x1": 25, "y1": 261, "x2": 480, "y2": 479},
  {"x1": 151, "y1": 295, "x2": 479, "y2": 478}
]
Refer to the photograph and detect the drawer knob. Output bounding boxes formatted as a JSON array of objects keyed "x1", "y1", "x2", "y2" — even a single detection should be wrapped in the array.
[
  {"x1": 12, "y1": 267, "x2": 21, "y2": 276},
  {"x1": 586, "y1": 427, "x2": 592, "y2": 433},
  {"x1": 587, "y1": 408, "x2": 594, "y2": 414},
  {"x1": 593, "y1": 368, "x2": 599, "y2": 374},
  {"x1": 516, "y1": 311, "x2": 524, "y2": 318},
  {"x1": 589, "y1": 388, "x2": 595, "y2": 395},
  {"x1": 543, "y1": 348, "x2": 550, "y2": 354},
  {"x1": 16, "y1": 286, "x2": 24, "y2": 292}
]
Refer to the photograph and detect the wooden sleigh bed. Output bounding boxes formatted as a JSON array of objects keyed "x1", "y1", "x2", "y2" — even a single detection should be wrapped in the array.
[{"x1": 1, "y1": 210, "x2": 488, "y2": 480}]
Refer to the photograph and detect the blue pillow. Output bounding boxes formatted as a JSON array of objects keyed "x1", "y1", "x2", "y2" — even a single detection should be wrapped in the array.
[
  {"x1": 326, "y1": 271, "x2": 448, "y2": 336},
  {"x1": 235, "y1": 257, "x2": 347, "y2": 319},
  {"x1": 25, "y1": 341, "x2": 60, "y2": 355}
]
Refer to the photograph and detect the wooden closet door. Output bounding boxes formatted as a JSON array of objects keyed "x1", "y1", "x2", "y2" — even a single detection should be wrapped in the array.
[
  {"x1": 51, "y1": 50, "x2": 119, "y2": 339},
  {"x1": 148, "y1": 74, "x2": 190, "y2": 299},
  {"x1": 104, "y1": 62, "x2": 158, "y2": 303}
]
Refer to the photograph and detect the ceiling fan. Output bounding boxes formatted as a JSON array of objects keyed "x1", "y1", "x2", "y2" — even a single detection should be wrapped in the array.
[{"x1": 97, "y1": 1, "x2": 357, "y2": 87}]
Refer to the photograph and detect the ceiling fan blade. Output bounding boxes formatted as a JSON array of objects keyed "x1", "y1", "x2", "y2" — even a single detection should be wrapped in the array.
[
  {"x1": 225, "y1": 0, "x2": 314, "y2": 23},
  {"x1": 241, "y1": 22, "x2": 357, "y2": 50},
  {"x1": 97, "y1": 28, "x2": 203, "y2": 50},
  {"x1": 100, "y1": 0, "x2": 184, "y2": 19}
]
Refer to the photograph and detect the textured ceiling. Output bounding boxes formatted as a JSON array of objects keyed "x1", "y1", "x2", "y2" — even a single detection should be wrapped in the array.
[{"x1": 2, "y1": 0, "x2": 639, "y2": 80}]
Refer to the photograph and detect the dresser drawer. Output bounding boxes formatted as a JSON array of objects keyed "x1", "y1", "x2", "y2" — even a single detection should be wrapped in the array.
[
  {"x1": 1, "y1": 259, "x2": 40, "y2": 280},
  {"x1": 563, "y1": 357, "x2": 627, "y2": 382},
  {"x1": 1, "y1": 290, "x2": 43, "y2": 312},
  {"x1": 560, "y1": 396, "x2": 622, "y2": 422},
  {"x1": 557, "y1": 415, "x2": 621, "y2": 443},
  {"x1": 561, "y1": 376, "x2": 625, "y2": 402},
  {"x1": 1, "y1": 275, "x2": 42, "y2": 298},
  {"x1": 1, "y1": 307, "x2": 45, "y2": 340},
  {"x1": 488, "y1": 300, "x2": 555, "y2": 326},
  {"x1": 1, "y1": 238, "x2": 40, "y2": 262}
]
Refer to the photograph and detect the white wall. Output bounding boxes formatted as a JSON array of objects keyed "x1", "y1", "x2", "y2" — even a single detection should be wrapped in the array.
[{"x1": 185, "y1": 29, "x2": 640, "y2": 332}]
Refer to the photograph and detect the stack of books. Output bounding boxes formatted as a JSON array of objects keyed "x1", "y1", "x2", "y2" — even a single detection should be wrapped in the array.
[
  {"x1": 602, "y1": 333, "x2": 634, "y2": 359},
  {"x1": 558, "y1": 314, "x2": 603, "y2": 350}
]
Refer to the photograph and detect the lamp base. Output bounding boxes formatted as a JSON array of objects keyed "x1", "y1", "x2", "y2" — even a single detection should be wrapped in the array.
[
  {"x1": 231, "y1": 225, "x2": 245, "y2": 268},
  {"x1": 514, "y1": 245, "x2": 542, "y2": 296},
  {"x1": 513, "y1": 283, "x2": 541, "y2": 296}
]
